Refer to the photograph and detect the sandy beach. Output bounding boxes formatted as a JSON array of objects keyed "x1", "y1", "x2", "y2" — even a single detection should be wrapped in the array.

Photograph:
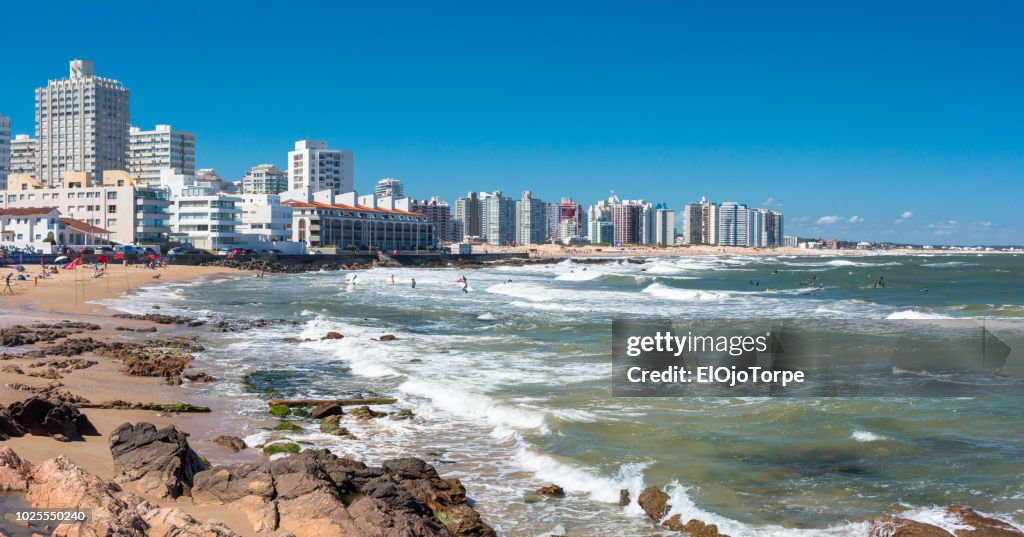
[{"x1": 0, "y1": 262, "x2": 262, "y2": 534}]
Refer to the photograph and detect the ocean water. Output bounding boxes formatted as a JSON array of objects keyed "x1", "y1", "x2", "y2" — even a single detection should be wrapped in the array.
[{"x1": 103, "y1": 254, "x2": 1024, "y2": 536}]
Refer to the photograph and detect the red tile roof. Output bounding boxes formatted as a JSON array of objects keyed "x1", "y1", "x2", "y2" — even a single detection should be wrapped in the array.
[
  {"x1": 0, "y1": 206, "x2": 59, "y2": 217},
  {"x1": 59, "y1": 217, "x2": 110, "y2": 234}
]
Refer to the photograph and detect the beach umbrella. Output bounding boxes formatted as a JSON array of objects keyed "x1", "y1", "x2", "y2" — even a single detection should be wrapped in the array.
[{"x1": 54, "y1": 256, "x2": 69, "y2": 262}]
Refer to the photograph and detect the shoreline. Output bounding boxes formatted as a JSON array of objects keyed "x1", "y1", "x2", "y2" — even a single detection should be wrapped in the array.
[{"x1": 2, "y1": 256, "x2": 1022, "y2": 537}]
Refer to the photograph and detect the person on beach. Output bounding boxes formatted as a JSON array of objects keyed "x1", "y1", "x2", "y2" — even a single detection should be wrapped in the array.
[
  {"x1": 3, "y1": 273, "x2": 13, "y2": 294},
  {"x1": 411, "y1": 278, "x2": 417, "y2": 288},
  {"x1": 391, "y1": 274, "x2": 395, "y2": 285}
]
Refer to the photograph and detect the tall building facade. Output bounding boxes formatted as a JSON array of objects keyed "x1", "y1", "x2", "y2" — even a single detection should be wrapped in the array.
[
  {"x1": 410, "y1": 197, "x2": 451, "y2": 243},
  {"x1": 11, "y1": 135, "x2": 37, "y2": 177},
  {"x1": 375, "y1": 178, "x2": 404, "y2": 199},
  {"x1": 35, "y1": 60, "x2": 131, "y2": 187},
  {"x1": 515, "y1": 191, "x2": 547, "y2": 245},
  {"x1": 717, "y1": 202, "x2": 750, "y2": 246},
  {"x1": 611, "y1": 202, "x2": 643, "y2": 245},
  {"x1": 683, "y1": 197, "x2": 718, "y2": 245},
  {"x1": 242, "y1": 164, "x2": 288, "y2": 194},
  {"x1": 655, "y1": 204, "x2": 675, "y2": 246},
  {"x1": 0, "y1": 114, "x2": 9, "y2": 190},
  {"x1": 128, "y1": 125, "x2": 195, "y2": 185},
  {"x1": 484, "y1": 192, "x2": 515, "y2": 246},
  {"x1": 749, "y1": 208, "x2": 783, "y2": 247},
  {"x1": 287, "y1": 140, "x2": 353, "y2": 194},
  {"x1": 455, "y1": 191, "x2": 483, "y2": 240}
]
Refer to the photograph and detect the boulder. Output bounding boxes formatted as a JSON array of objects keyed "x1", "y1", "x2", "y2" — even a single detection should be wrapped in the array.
[
  {"x1": 349, "y1": 406, "x2": 387, "y2": 420},
  {"x1": 135, "y1": 501, "x2": 239, "y2": 537},
  {"x1": 0, "y1": 406, "x2": 26, "y2": 441},
  {"x1": 192, "y1": 463, "x2": 277, "y2": 533},
  {"x1": 108, "y1": 422, "x2": 206, "y2": 499},
  {"x1": 638, "y1": 486, "x2": 671, "y2": 522},
  {"x1": 320, "y1": 415, "x2": 356, "y2": 438},
  {"x1": 6, "y1": 397, "x2": 99, "y2": 440},
  {"x1": 0, "y1": 447, "x2": 32, "y2": 491},
  {"x1": 27, "y1": 455, "x2": 149, "y2": 537},
  {"x1": 867, "y1": 516, "x2": 955, "y2": 537},
  {"x1": 310, "y1": 402, "x2": 343, "y2": 419},
  {"x1": 947, "y1": 505, "x2": 1024, "y2": 536},
  {"x1": 213, "y1": 435, "x2": 247, "y2": 452},
  {"x1": 378, "y1": 334, "x2": 398, "y2": 341},
  {"x1": 322, "y1": 332, "x2": 344, "y2": 340},
  {"x1": 663, "y1": 515, "x2": 730, "y2": 537},
  {"x1": 537, "y1": 484, "x2": 565, "y2": 497},
  {"x1": 619, "y1": 488, "x2": 631, "y2": 506}
]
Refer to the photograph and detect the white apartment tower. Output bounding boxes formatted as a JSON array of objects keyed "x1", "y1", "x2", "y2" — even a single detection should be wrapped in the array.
[
  {"x1": 0, "y1": 114, "x2": 9, "y2": 190},
  {"x1": 11, "y1": 135, "x2": 37, "y2": 177},
  {"x1": 287, "y1": 140, "x2": 353, "y2": 195},
  {"x1": 375, "y1": 178, "x2": 404, "y2": 199},
  {"x1": 515, "y1": 190, "x2": 547, "y2": 245},
  {"x1": 128, "y1": 125, "x2": 195, "y2": 185},
  {"x1": 655, "y1": 205, "x2": 675, "y2": 246},
  {"x1": 717, "y1": 202, "x2": 750, "y2": 247},
  {"x1": 242, "y1": 164, "x2": 288, "y2": 194},
  {"x1": 35, "y1": 60, "x2": 131, "y2": 187}
]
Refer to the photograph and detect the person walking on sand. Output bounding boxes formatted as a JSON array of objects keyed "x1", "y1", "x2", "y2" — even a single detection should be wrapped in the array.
[{"x1": 3, "y1": 273, "x2": 13, "y2": 294}]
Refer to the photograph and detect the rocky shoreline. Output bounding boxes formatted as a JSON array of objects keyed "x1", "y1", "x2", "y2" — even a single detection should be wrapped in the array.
[{"x1": 2, "y1": 311, "x2": 1023, "y2": 536}]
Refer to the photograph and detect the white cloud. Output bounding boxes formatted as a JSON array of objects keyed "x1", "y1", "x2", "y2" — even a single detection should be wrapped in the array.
[
  {"x1": 847, "y1": 215, "x2": 864, "y2": 224},
  {"x1": 976, "y1": 221, "x2": 993, "y2": 227},
  {"x1": 900, "y1": 211, "x2": 913, "y2": 219},
  {"x1": 816, "y1": 215, "x2": 841, "y2": 225}
]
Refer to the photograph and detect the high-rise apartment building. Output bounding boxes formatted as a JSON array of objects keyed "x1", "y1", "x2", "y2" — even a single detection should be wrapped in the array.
[
  {"x1": 612, "y1": 202, "x2": 643, "y2": 245},
  {"x1": 588, "y1": 219, "x2": 614, "y2": 244},
  {"x1": 410, "y1": 197, "x2": 451, "y2": 242},
  {"x1": 128, "y1": 125, "x2": 195, "y2": 185},
  {"x1": 11, "y1": 135, "x2": 37, "y2": 177},
  {"x1": 35, "y1": 60, "x2": 130, "y2": 187},
  {"x1": 683, "y1": 197, "x2": 718, "y2": 245},
  {"x1": 241, "y1": 164, "x2": 288, "y2": 194},
  {"x1": 515, "y1": 191, "x2": 547, "y2": 245},
  {"x1": 375, "y1": 178, "x2": 404, "y2": 199},
  {"x1": 0, "y1": 114, "x2": 9, "y2": 190},
  {"x1": 749, "y1": 208, "x2": 783, "y2": 247},
  {"x1": 484, "y1": 191, "x2": 515, "y2": 246},
  {"x1": 717, "y1": 202, "x2": 750, "y2": 246},
  {"x1": 287, "y1": 140, "x2": 353, "y2": 194},
  {"x1": 655, "y1": 204, "x2": 675, "y2": 246},
  {"x1": 455, "y1": 191, "x2": 483, "y2": 240}
]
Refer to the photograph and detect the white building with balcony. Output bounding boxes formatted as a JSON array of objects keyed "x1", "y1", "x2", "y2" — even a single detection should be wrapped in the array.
[
  {"x1": 238, "y1": 193, "x2": 294, "y2": 244},
  {"x1": 287, "y1": 140, "x2": 352, "y2": 195},
  {"x1": 160, "y1": 170, "x2": 241, "y2": 250},
  {"x1": 128, "y1": 124, "x2": 195, "y2": 185}
]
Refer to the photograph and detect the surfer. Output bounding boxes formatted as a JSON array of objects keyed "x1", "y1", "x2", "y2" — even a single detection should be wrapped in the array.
[
  {"x1": 411, "y1": 278, "x2": 417, "y2": 289},
  {"x1": 391, "y1": 274, "x2": 395, "y2": 285}
]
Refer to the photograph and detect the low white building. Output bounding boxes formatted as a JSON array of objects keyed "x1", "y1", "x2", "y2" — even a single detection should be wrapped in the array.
[
  {"x1": 161, "y1": 170, "x2": 242, "y2": 250},
  {"x1": 281, "y1": 188, "x2": 435, "y2": 250},
  {"x1": 238, "y1": 193, "x2": 294, "y2": 244},
  {"x1": 0, "y1": 207, "x2": 111, "y2": 252}
]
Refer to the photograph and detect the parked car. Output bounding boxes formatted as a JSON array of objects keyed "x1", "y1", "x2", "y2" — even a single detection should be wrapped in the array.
[
  {"x1": 142, "y1": 247, "x2": 159, "y2": 255},
  {"x1": 96, "y1": 245, "x2": 115, "y2": 253},
  {"x1": 76, "y1": 247, "x2": 95, "y2": 255},
  {"x1": 230, "y1": 247, "x2": 246, "y2": 255},
  {"x1": 167, "y1": 247, "x2": 193, "y2": 256}
]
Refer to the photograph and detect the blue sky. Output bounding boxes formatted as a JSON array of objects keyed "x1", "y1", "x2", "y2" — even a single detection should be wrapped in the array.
[{"x1": 2, "y1": 1, "x2": 1021, "y2": 245}]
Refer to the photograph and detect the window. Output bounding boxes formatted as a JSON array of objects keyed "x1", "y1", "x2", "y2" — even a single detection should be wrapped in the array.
[
  {"x1": 107, "y1": 191, "x2": 117, "y2": 200},
  {"x1": 108, "y1": 205, "x2": 117, "y2": 213}
]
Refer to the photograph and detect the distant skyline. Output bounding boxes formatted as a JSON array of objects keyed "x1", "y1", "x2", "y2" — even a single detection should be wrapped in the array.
[{"x1": 1, "y1": 1, "x2": 1021, "y2": 245}]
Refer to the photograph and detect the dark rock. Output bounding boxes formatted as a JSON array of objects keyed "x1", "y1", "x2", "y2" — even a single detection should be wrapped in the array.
[
  {"x1": 537, "y1": 484, "x2": 565, "y2": 497},
  {"x1": 663, "y1": 515, "x2": 730, "y2": 537},
  {"x1": 322, "y1": 332, "x2": 344, "y2": 340},
  {"x1": 6, "y1": 397, "x2": 99, "y2": 440},
  {"x1": 619, "y1": 488, "x2": 631, "y2": 506},
  {"x1": 638, "y1": 486, "x2": 671, "y2": 522},
  {"x1": 378, "y1": 334, "x2": 398, "y2": 341},
  {"x1": 947, "y1": 505, "x2": 1024, "y2": 536},
  {"x1": 320, "y1": 416, "x2": 356, "y2": 438},
  {"x1": 213, "y1": 435, "x2": 246, "y2": 452},
  {"x1": 182, "y1": 371, "x2": 218, "y2": 382},
  {"x1": 867, "y1": 516, "x2": 955, "y2": 537},
  {"x1": 112, "y1": 313, "x2": 205, "y2": 326},
  {"x1": 0, "y1": 407, "x2": 26, "y2": 441},
  {"x1": 309, "y1": 402, "x2": 343, "y2": 419},
  {"x1": 348, "y1": 406, "x2": 386, "y2": 420},
  {"x1": 108, "y1": 422, "x2": 206, "y2": 499}
]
